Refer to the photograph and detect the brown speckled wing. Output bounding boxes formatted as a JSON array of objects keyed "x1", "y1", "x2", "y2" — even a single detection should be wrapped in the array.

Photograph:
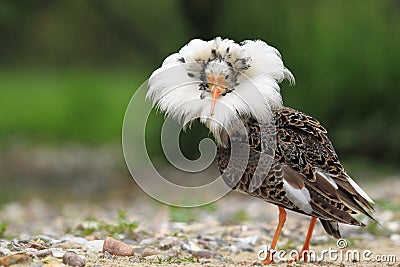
[
  {"x1": 216, "y1": 107, "x2": 375, "y2": 237},
  {"x1": 274, "y1": 108, "x2": 375, "y2": 216}
]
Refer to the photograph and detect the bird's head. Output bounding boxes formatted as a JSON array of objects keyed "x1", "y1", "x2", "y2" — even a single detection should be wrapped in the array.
[{"x1": 147, "y1": 37, "x2": 294, "y2": 145}]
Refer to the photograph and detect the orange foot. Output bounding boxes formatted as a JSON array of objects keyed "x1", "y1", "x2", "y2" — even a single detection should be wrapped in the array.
[
  {"x1": 288, "y1": 249, "x2": 309, "y2": 263},
  {"x1": 261, "y1": 252, "x2": 275, "y2": 265}
]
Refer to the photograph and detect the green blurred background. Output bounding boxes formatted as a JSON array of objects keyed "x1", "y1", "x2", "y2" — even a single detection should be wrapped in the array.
[{"x1": 1, "y1": 0, "x2": 399, "y2": 204}]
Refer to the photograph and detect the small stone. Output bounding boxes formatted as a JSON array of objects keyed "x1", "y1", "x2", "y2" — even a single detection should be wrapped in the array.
[
  {"x1": 129, "y1": 257, "x2": 140, "y2": 263},
  {"x1": 159, "y1": 237, "x2": 178, "y2": 250},
  {"x1": 191, "y1": 249, "x2": 223, "y2": 259},
  {"x1": 197, "y1": 235, "x2": 217, "y2": 241},
  {"x1": 221, "y1": 245, "x2": 238, "y2": 254},
  {"x1": 141, "y1": 247, "x2": 158, "y2": 257},
  {"x1": 33, "y1": 248, "x2": 53, "y2": 258},
  {"x1": 85, "y1": 240, "x2": 105, "y2": 252},
  {"x1": 387, "y1": 221, "x2": 400, "y2": 232},
  {"x1": 85, "y1": 232, "x2": 103, "y2": 241},
  {"x1": 103, "y1": 251, "x2": 114, "y2": 260},
  {"x1": 0, "y1": 249, "x2": 11, "y2": 256},
  {"x1": 55, "y1": 241, "x2": 83, "y2": 250},
  {"x1": 197, "y1": 239, "x2": 219, "y2": 250},
  {"x1": 36, "y1": 235, "x2": 55, "y2": 242},
  {"x1": 59, "y1": 236, "x2": 88, "y2": 246},
  {"x1": 139, "y1": 238, "x2": 154, "y2": 246},
  {"x1": 235, "y1": 241, "x2": 254, "y2": 252},
  {"x1": 144, "y1": 254, "x2": 169, "y2": 261},
  {"x1": 181, "y1": 241, "x2": 201, "y2": 252},
  {"x1": 50, "y1": 248, "x2": 66, "y2": 258},
  {"x1": 62, "y1": 252, "x2": 86, "y2": 267},
  {"x1": 22, "y1": 242, "x2": 47, "y2": 250},
  {"x1": 0, "y1": 253, "x2": 31, "y2": 267},
  {"x1": 0, "y1": 251, "x2": 5, "y2": 257},
  {"x1": 102, "y1": 237, "x2": 134, "y2": 256},
  {"x1": 166, "y1": 247, "x2": 179, "y2": 257},
  {"x1": 237, "y1": 235, "x2": 258, "y2": 245},
  {"x1": 390, "y1": 234, "x2": 400, "y2": 245}
]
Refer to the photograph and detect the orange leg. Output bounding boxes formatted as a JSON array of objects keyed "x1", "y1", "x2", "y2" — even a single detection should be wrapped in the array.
[
  {"x1": 262, "y1": 207, "x2": 287, "y2": 265},
  {"x1": 289, "y1": 217, "x2": 317, "y2": 262}
]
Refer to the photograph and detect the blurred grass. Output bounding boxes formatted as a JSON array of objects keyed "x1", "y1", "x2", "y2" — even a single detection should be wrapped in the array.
[
  {"x1": 1, "y1": 0, "x2": 400, "y2": 167},
  {"x1": 0, "y1": 68, "x2": 398, "y2": 175},
  {"x1": 0, "y1": 69, "x2": 146, "y2": 145}
]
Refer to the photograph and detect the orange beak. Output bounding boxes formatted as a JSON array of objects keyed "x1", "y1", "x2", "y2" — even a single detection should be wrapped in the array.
[
  {"x1": 208, "y1": 74, "x2": 225, "y2": 116},
  {"x1": 210, "y1": 85, "x2": 222, "y2": 116}
]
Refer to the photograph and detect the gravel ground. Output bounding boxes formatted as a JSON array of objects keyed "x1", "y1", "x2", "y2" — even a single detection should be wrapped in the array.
[
  {"x1": 1, "y1": 145, "x2": 399, "y2": 266},
  {"x1": 1, "y1": 178, "x2": 400, "y2": 267}
]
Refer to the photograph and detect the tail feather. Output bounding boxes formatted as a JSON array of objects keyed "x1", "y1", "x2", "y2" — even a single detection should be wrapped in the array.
[{"x1": 320, "y1": 219, "x2": 341, "y2": 239}]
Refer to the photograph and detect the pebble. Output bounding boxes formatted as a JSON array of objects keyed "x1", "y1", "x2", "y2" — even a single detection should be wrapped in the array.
[
  {"x1": 50, "y1": 248, "x2": 66, "y2": 258},
  {"x1": 166, "y1": 247, "x2": 179, "y2": 257},
  {"x1": 55, "y1": 241, "x2": 83, "y2": 249},
  {"x1": 0, "y1": 253, "x2": 31, "y2": 267},
  {"x1": 390, "y1": 234, "x2": 400, "y2": 245},
  {"x1": 387, "y1": 221, "x2": 400, "y2": 232},
  {"x1": 22, "y1": 241, "x2": 47, "y2": 250},
  {"x1": 36, "y1": 235, "x2": 57, "y2": 244},
  {"x1": 0, "y1": 248, "x2": 11, "y2": 256},
  {"x1": 158, "y1": 236, "x2": 178, "y2": 250},
  {"x1": 144, "y1": 254, "x2": 169, "y2": 261},
  {"x1": 103, "y1": 251, "x2": 114, "y2": 260},
  {"x1": 237, "y1": 235, "x2": 258, "y2": 245},
  {"x1": 102, "y1": 237, "x2": 134, "y2": 256},
  {"x1": 221, "y1": 244, "x2": 238, "y2": 254},
  {"x1": 85, "y1": 240, "x2": 105, "y2": 252},
  {"x1": 62, "y1": 252, "x2": 86, "y2": 267},
  {"x1": 129, "y1": 257, "x2": 140, "y2": 263},
  {"x1": 32, "y1": 248, "x2": 53, "y2": 257},
  {"x1": 60, "y1": 236, "x2": 88, "y2": 246},
  {"x1": 197, "y1": 235, "x2": 226, "y2": 249},
  {"x1": 191, "y1": 249, "x2": 223, "y2": 259},
  {"x1": 197, "y1": 234, "x2": 217, "y2": 241},
  {"x1": 140, "y1": 247, "x2": 159, "y2": 257},
  {"x1": 2, "y1": 192, "x2": 398, "y2": 266},
  {"x1": 181, "y1": 240, "x2": 201, "y2": 252},
  {"x1": 235, "y1": 240, "x2": 254, "y2": 252},
  {"x1": 139, "y1": 238, "x2": 154, "y2": 246}
]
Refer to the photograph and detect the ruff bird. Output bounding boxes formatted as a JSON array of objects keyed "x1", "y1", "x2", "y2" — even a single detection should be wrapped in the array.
[{"x1": 147, "y1": 37, "x2": 375, "y2": 264}]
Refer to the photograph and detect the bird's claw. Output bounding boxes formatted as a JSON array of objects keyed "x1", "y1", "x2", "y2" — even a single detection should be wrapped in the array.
[{"x1": 288, "y1": 250, "x2": 309, "y2": 263}]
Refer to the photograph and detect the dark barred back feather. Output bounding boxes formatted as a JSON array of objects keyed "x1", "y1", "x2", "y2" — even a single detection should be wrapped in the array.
[{"x1": 217, "y1": 107, "x2": 375, "y2": 238}]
